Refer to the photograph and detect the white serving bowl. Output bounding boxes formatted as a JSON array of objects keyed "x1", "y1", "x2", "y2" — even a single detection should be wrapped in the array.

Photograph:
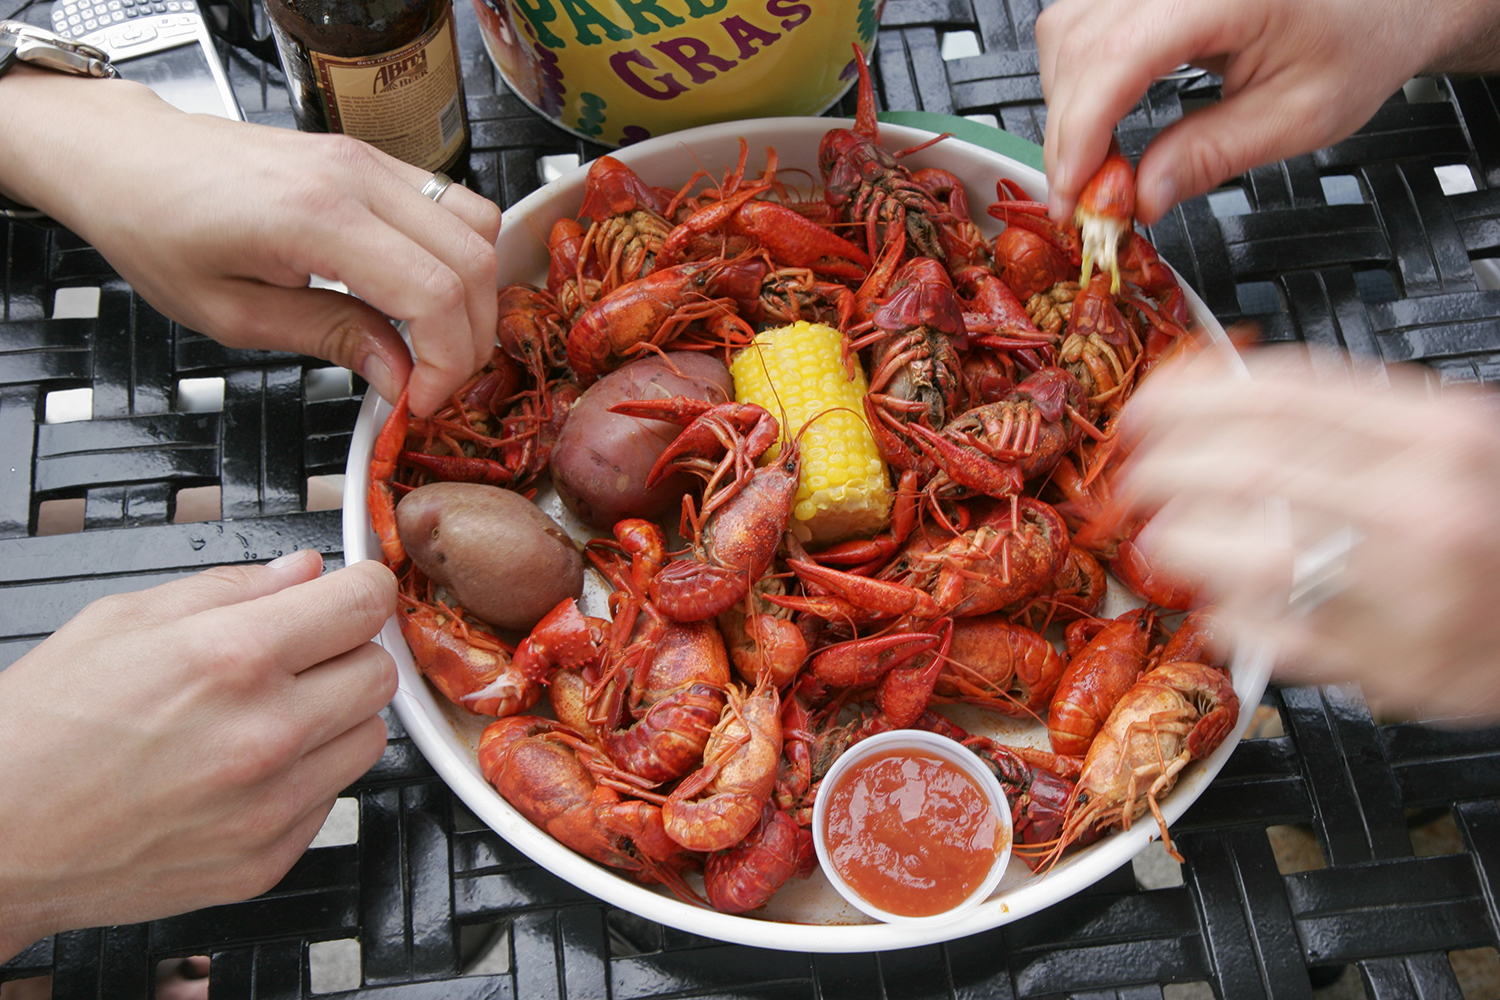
[
  {"x1": 813, "y1": 730, "x2": 1014, "y2": 926},
  {"x1": 342, "y1": 115, "x2": 1273, "y2": 952}
]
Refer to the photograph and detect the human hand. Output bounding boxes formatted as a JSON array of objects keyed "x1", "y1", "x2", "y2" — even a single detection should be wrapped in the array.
[
  {"x1": 1036, "y1": 0, "x2": 1500, "y2": 226},
  {"x1": 0, "y1": 70, "x2": 501, "y2": 417},
  {"x1": 0, "y1": 552, "x2": 398, "y2": 962},
  {"x1": 1116, "y1": 347, "x2": 1500, "y2": 718}
]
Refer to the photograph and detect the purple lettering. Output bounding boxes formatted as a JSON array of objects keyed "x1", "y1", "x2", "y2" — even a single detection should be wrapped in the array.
[
  {"x1": 652, "y1": 36, "x2": 737, "y2": 84},
  {"x1": 765, "y1": 0, "x2": 809, "y2": 30},
  {"x1": 609, "y1": 48, "x2": 689, "y2": 100},
  {"x1": 720, "y1": 14, "x2": 780, "y2": 60}
]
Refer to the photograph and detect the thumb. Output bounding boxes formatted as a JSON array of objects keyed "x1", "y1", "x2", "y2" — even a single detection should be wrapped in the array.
[
  {"x1": 204, "y1": 281, "x2": 415, "y2": 406},
  {"x1": 70, "y1": 550, "x2": 327, "y2": 636},
  {"x1": 1133, "y1": 80, "x2": 1341, "y2": 224}
]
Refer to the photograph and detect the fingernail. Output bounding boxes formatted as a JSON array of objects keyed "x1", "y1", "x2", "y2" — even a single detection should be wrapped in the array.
[
  {"x1": 268, "y1": 549, "x2": 314, "y2": 571},
  {"x1": 1047, "y1": 162, "x2": 1069, "y2": 219},
  {"x1": 1153, "y1": 174, "x2": 1178, "y2": 218},
  {"x1": 360, "y1": 354, "x2": 395, "y2": 402}
]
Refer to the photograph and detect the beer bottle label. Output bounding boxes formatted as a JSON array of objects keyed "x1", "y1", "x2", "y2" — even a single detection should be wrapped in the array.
[{"x1": 310, "y1": 7, "x2": 466, "y2": 173}]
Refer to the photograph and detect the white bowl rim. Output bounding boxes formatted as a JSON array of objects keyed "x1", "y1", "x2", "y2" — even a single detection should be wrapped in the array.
[
  {"x1": 342, "y1": 113, "x2": 1274, "y2": 953},
  {"x1": 811, "y1": 729, "x2": 1014, "y2": 926}
]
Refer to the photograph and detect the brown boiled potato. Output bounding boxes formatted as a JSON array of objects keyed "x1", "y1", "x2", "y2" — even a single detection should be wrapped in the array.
[
  {"x1": 550, "y1": 352, "x2": 733, "y2": 529},
  {"x1": 396, "y1": 482, "x2": 583, "y2": 633}
]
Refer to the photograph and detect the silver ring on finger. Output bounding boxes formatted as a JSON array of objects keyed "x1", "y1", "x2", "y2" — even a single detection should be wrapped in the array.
[
  {"x1": 1286, "y1": 523, "x2": 1364, "y2": 617},
  {"x1": 420, "y1": 171, "x2": 454, "y2": 203}
]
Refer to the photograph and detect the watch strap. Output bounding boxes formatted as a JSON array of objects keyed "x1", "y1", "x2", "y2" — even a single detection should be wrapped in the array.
[{"x1": 0, "y1": 36, "x2": 16, "y2": 76}]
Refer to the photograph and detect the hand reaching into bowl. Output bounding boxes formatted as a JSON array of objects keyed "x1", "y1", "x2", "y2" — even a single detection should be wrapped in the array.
[
  {"x1": 1115, "y1": 347, "x2": 1500, "y2": 718},
  {"x1": 0, "y1": 67, "x2": 501, "y2": 416},
  {"x1": 0, "y1": 553, "x2": 398, "y2": 963},
  {"x1": 0, "y1": 66, "x2": 500, "y2": 961},
  {"x1": 1037, "y1": 0, "x2": 1500, "y2": 225}
]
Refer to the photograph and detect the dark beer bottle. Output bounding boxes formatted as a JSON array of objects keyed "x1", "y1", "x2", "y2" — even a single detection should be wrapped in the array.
[{"x1": 264, "y1": 0, "x2": 470, "y2": 176}]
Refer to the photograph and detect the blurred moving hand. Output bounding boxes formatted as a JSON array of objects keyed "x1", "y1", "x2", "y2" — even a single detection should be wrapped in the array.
[
  {"x1": 1037, "y1": 0, "x2": 1500, "y2": 226},
  {"x1": 1118, "y1": 348, "x2": 1500, "y2": 717},
  {"x1": 0, "y1": 554, "x2": 398, "y2": 962},
  {"x1": 0, "y1": 68, "x2": 501, "y2": 416}
]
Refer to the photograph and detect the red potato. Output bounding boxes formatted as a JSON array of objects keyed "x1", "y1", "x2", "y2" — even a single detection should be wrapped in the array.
[
  {"x1": 396, "y1": 482, "x2": 583, "y2": 632},
  {"x1": 551, "y1": 352, "x2": 734, "y2": 530}
]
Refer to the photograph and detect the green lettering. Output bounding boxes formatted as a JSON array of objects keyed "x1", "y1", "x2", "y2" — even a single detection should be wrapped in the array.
[
  {"x1": 558, "y1": 0, "x2": 632, "y2": 44},
  {"x1": 681, "y1": 0, "x2": 728, "y2": 16},
  {"x1": 511, "y1": 0, "x2": 565, "y2": 48},
  {"x1": 614, "y1": 0, "x2": 685, "y2": 34},
  {"x1": 720, "y1": 14, "x2": 779, "y2": 60}
]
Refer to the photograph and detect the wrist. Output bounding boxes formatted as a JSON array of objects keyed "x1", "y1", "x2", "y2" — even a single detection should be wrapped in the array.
[
  {"x1": 1421, "y1": 0, "x2": 1500, "y2": 75},
  {"x1": 0, "y1": 65, "x2": 165, "y2": 225}
]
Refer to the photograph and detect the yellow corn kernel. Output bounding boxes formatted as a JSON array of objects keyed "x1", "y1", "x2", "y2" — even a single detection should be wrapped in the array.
[{"x1": 729, "y1": 321, "x2": 892, "y2": 545}]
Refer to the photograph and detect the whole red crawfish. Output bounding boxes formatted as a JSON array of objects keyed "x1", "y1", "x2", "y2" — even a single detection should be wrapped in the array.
[
  {"x1": 1026, "y1": 661, "x2": 1239, "y2": 866},
  {"x1": 717, "y1": 576, "x2": 808, "y2": 689},
  {"x1": 820, "y1": 44, "x2": 956, "y2": 262},
  {"x1": 657, "y1": 144, "x2": 871, "y2": 284},
  {"x1": 546, "y1": 217, "x2": 600, "y2": 320},
  {"x1": 565, "y1": 257, "x2": 765, "y2": 387},
  {"x1": 607, "y1": 397, "x2": 800, "y2": 623},
  {"x1": 1060, "y1": 461, "x2": 1205, "y2": 611},
  {"x1": 786, "y1": 496, "x2": 1071, "y2": 621},
  {"x1": 934, "y1": 615, "x2": 1067, "y2": 719},
  {"x1": 955, "y1": 265, "x2": 1056, "y2": 363},
  {"x1": 1047, "y1": 607, "x2": 1155, "y2": 758},
  {"x1": 574, "y1": 155, "x2": 674, "y2": 294},
  {"x1": 988, "y1": 179, "x2": 1081, "y2": 301},
  {"x1": 495, "y1": 284, "x2": 569, "y2": 400},
  {"x1": 478, "y1": 716, "x2": 696, "y2": 897},
  {"x1": 580, "y1": 521, "x2": 732, "y2": 786},
  {"x1": 399, "y1": 590, "x2": 603, "y2": 719},
  {"x1": 809, "y1": 625, "x2": 949, "y2": 729},
  {"x1": 704, "y1": 803, "x2": 815, "y2": 914},
  {"x1": 753, "y1": 266, "x2": 853, "y2": 328},
  {"x1": 596, "y1": 620, "x2": 732, "y2": 786},
  {"x1": 1059, "y1": 271, "x2": 1139, "y2": 415},
  {"x1": 852, "y1": 253, "x2": 967, "y2": 462},
  {"x1": 901, "y1": 366, "x2": 1092, "y2": 502},
  {"x1": 660, "y1": 671, "x2": 783, "y2": 852},
  {"x1": 1158, "y1": 607, "x2": 1226, "y2": 670},
  {"x1": 1006, "y1": 547, "x2": 1108, "y2": 632}
]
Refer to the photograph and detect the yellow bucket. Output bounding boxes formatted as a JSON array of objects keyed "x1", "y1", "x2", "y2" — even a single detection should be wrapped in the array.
[{"x1": 471, "y1": 0, "x2": 882, "y2": 146}]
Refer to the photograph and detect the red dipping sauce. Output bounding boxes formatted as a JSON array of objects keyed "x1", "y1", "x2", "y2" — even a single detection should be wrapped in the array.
[{"x1": 822, "y1": 748, "x2": 1006, "y2": 918}]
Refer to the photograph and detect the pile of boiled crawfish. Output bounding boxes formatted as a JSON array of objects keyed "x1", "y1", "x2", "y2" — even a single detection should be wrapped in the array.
[{"x1": 368, "y1": 49, "x2": 1241, "y2": 915}]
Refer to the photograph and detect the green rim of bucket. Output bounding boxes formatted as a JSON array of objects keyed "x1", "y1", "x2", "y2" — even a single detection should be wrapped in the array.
[{"x1": 876, "y1": 111, "x2": 1044, "y2": 173}]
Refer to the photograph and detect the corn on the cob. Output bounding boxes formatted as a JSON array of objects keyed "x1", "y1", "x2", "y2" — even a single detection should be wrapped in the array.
[{"x1": 729, "y1": 321, "x2": 892, "y2": 545}]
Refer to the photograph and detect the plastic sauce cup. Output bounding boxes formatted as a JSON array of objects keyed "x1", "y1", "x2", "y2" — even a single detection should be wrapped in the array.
[{"x1": 813, "y1": 730, "x2": 1013, "y2": 925}]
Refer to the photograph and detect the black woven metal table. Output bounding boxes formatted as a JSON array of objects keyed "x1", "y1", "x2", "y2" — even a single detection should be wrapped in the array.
[{"x1": 5, "y1": 1, "x2": 1500, "y2": 997}]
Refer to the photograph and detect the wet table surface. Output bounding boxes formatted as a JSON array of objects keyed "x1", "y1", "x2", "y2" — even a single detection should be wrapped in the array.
[{"x1": 4, "y1": 0, "x2": 1500, "y2": 997}]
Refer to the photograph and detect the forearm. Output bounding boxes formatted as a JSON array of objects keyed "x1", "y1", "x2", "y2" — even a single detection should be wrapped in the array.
[
  {"x1": 1420, "y1": 0, "x2": 1500, "y2": 74},
  {"x1": 0, "y1": 65, "x2": 172, "y2": 229}
]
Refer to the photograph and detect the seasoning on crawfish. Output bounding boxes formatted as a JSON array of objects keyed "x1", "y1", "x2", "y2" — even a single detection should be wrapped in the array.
[{"x1": 367, "y1": 66, "x2": 1232, "y2": 914}]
